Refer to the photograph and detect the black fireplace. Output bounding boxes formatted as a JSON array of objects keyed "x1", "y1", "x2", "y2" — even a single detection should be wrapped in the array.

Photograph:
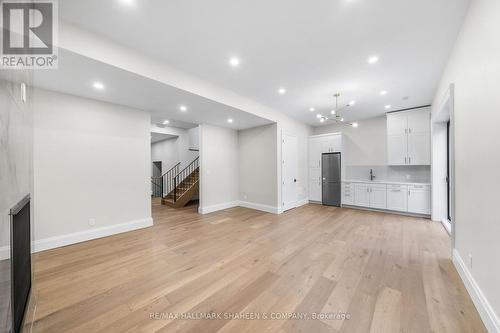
[{"x1": 9, "y1": 195, "x2": 31, "y2": 333}]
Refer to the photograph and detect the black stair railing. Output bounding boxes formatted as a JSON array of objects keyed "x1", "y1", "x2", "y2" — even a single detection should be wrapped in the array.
[
  {"x1": 174, "y1": 157, "x2": 199, "y2": 202},
  {"x1": 151, "y1": 162, "x2": 180, "y2": 198}
]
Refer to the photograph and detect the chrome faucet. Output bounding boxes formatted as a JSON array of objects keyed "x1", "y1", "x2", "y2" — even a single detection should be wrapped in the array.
[{"x1": 370, "y1": 168, "x2": 375, "y2": 181}]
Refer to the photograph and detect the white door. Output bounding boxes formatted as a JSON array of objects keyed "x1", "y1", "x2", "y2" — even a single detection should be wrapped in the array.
[
  {"x1": 354, "y1": 184, "x2": 370, "y2": 207},
  {"x1": 408, "y1": 132, "x2": 430, "y2": 165},
  {"x1": 387, "y1": 134, "x2": 408, "y2": 165},
  {"x1": 282, "y1": 133, "x2": 298, "y2": 211},
  {"x1": 369, "y1": 185, "x2": 387, "y2": 209}
]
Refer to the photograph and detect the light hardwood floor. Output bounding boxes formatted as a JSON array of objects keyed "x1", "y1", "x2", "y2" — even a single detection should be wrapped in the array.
[{"x1": 31, "y1": 200, "x2": 486, "y2": 332}]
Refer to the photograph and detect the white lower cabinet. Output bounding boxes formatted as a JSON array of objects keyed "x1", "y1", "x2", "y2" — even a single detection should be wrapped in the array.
[
  {"x1": 369, "y1": 184, "x2": 387, "y2": 209},
  {"x1": 407, "y1": 185, "x2": 431, "y2": 214},
  {"x1": 387, "y1": 185, "x2": 408, "y2": 212},
  {"x1": 342, "y1": 182, "x2": 355, "y2": 205},
  {"x1": 344, "y1": 182, "x2": 430, "y2": 216},
  {"x1": 354, "y1": 184, "x2": 370, "y2": 207}
]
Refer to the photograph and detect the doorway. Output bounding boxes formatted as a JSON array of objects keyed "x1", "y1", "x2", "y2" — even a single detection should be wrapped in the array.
[
  {"x1": 282, "y1": 133, "x2": 298, "y2": 212},
  {"x1": 431, "y1": 84, "x2": 455, "y2": 241}
]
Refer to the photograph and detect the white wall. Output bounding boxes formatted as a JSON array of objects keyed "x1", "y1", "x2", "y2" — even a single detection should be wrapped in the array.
[
  {"x1": 0, "y1": 79, "x2": 33, "y2": 254},
  {"x1": 33, "y1": 89, "x2": 152, "y2": 249},
  {"x1": 199, "y1": 124, "x2": 239, "y2": 213},
  {"x1": 238, "y1": 124, "x2": 278, "y2": 208},
  {"x1": 431, "y1": 0, "x2": 500, "y2": 330},
  {"x1": 151, "y1": 125, "x2": 199, "y2": 173},
  {"x1": 313, "y1": 116, "x2": 388, "y2": 166},
  {"x1": 151, "y1": 138, "x2": 179, "y2": 174}
]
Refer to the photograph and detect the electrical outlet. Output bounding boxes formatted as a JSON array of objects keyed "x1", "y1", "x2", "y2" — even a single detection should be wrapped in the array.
[
  {"x1": 468, "y1": 253, "x2": 473, "y2": 268},
  {"x1": 88, "y1": 218, "x2": 96, "y2": 227},
  {"x1": 243, "y1": 194, "x2": 248, "y2": 200}
]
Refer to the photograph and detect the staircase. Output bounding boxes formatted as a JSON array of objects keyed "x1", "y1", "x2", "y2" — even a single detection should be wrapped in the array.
[{"x1": 160, "y1": 157, "x2": 199, "y2": 208}]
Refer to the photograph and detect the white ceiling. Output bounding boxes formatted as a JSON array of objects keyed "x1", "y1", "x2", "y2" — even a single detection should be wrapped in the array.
[
  {"x1": 30, "y1": 50, "x2": 274, "y2": 130},
  {"x1": 59, "y1": 0, "x2": 470, "y2": 125}
]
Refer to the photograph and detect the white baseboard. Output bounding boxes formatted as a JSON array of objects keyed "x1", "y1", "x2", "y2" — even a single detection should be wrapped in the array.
[
  {"x1": 441, "y1": 219, "x2": 452, "y2": 236},
  {"x1": 238, "y1": 201, "x2": 280, "y2": 214},
  {"x1": 453, "y1": 249, "x2": 500, "y2": 333},
  {"x1": 296, "y1": 198, "x2": 309, "y2": 208},
  {"x1": 34, "y1": 217, "x2": 154, "y2": 253},
  {"x1": 198, "y1": 201, "x2": 238, "y2": 214}
]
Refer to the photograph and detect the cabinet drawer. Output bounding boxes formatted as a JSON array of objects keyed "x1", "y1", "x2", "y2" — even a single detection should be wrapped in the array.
[{"x1": 387, "y1": 185, "x2": 408, "y2": 212}]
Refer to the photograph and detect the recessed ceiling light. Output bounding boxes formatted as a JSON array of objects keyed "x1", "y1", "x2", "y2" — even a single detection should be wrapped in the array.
[
  {"x1": 229, "y1": 57, "x2": 240, "y2": 67},
  {"x1": 278, "y1": 88, "x2": 286, "y2": 95},
  {"x1": 380, "y1": 90, "x2": 388, "y2": 95},
  {"x1": 340, "y1": 118, "x2": 345, "y2": 122},
  {"x1": 92, "y1": 82, "x2": 105, "y2": 90},
  {"x1": 316, "y1": 114, "x2": 322, "y2": 118},
  {"x1": 331, "y1": 110, "x2": 336, "y2": 115},
  {"x1": 227, "y1": 118, "x2": 233, "y2": 123},
  {"x1": 320, "y1": 118, "x2": 325, "y2": 123},
  {"x1": 179, "y1": 105, "x2": 187, "y2": 112},
  {"x1": 119, "y1": 0, "x2": 135, "y2": 6},
  {"x1": 309, "y1": 107, "x2": 315, "y2": 112},
  {"x1": 385, "y1": 105, "x2": 392, "y2": 109},
  {"x1": 163, "y1": 120, "x2": 170, "y2": 125},
  {"x1": 368, "y1": 56, "x2": 379, "y2": 64},
  {"x1": 349, "y1": 100, "x2": 356, "y2": 106},
  {"x1": 352, "y1": 122, "x2": 359, "y2": 128}
]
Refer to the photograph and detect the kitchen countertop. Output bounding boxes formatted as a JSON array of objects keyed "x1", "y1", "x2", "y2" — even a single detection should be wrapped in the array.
[{"x1": 342, "y1": 179, "x2": 431, "y2": 186}]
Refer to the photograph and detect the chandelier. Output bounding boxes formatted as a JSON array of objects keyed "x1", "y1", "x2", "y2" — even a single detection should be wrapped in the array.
[{"x1": 319, "y1": 93, "x2": 358, "y2": 127}]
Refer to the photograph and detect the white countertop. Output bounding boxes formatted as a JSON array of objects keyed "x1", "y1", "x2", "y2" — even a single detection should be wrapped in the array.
[{"x1": 342, "y1": 179, "x2": 431, "y2": 186}]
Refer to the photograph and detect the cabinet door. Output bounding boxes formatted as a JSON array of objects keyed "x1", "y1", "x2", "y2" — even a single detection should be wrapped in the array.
[
  {"x1": 407, "y1": 109, "x2": 430, "y2": 134},
  {"x1": 321, "y1": 138, "x2": 332, "y2": 153},
  {"x1": 387, "y1": 113, "x2": 407, "y2": 136},
  {"x1": 369, "y1": 185, "x2": 387, "y2": 209},
  {"x1": 387, "y1": 134, "x2": 408, "y2": 165},
  {"x1": 354, "y1": 184, "x2": 370, "y2": 207},
  {"x1": 309, "y1": 138, "x2": 322, "y2": 168},
  {"x1": 407, "y1": 186, "x2": 431, "y2": 214},
  {"x1": 408, "y1": 133, "x2": 430, "y2": 165},
  {"x1": 342, "y1": 183, "x2": 354, "y2": 205},
  {"x1": 328, "y1": 135, "x2": 343, "y2": 153},
  {"x1": 308, "y1": 168, "x2": 321, "y2": 201},
  {"x1": 387, "y1": 185, "x2": 408, "y2": 211}
]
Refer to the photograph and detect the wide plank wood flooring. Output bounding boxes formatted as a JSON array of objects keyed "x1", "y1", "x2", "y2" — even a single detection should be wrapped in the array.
[{"x1": 31, "y1": 200, "x2": 486, "y2": 332}]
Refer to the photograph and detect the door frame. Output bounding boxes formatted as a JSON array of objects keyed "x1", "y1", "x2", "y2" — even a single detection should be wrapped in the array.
[
  {"x1": 281, "y1": 131, "x2": 298, "y2": 212},
  {"x1": 431, "y1": 84, "x2": 456, "y2": 249}
]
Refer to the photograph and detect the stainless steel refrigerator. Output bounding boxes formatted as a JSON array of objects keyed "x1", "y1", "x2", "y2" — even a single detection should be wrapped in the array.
[{"x1": 322, "y1": 153, "x2": 341, "y2": 207}]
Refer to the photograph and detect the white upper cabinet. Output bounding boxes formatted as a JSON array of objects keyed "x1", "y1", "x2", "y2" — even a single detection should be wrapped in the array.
[
  {"x1": 387, "y1": 134, "x2": 408, "y2": 166},
  {"x1": 387, "y1": 108, "x2": 430, "y2": 166},
  {"x1": 408, "y1": 132, "x2": 431, "y2": 165},
  {"x1": 387, "y1": 112, "x2": 408, "y2": 136},
  {"x1": 407, "y1": 110, "x2": 430, "y2": 134},
  {"x1": 308, "y1": 137, "x2": 322, "y2": 168}
]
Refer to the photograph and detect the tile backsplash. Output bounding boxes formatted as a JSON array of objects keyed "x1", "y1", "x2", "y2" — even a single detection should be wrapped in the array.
[{"x1": 345, "y1": 165, "x2": 431, "y2": 183}]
